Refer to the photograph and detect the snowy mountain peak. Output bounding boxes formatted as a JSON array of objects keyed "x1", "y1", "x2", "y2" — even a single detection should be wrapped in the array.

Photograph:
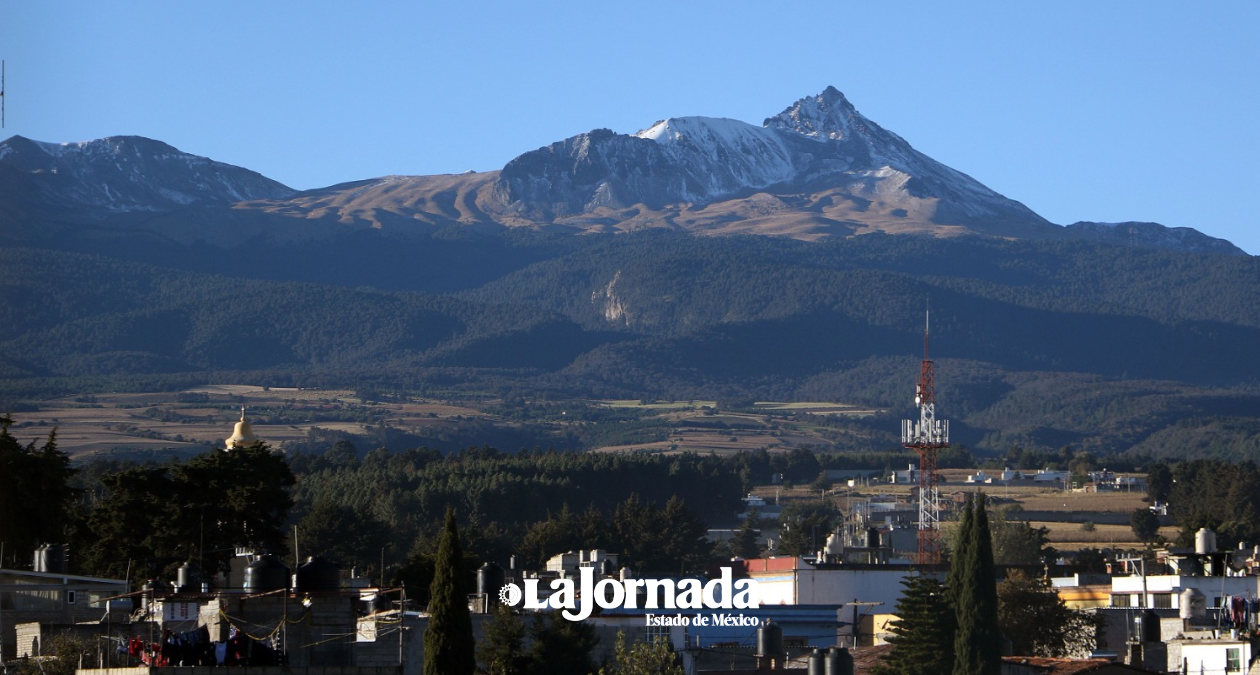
[
  {"x1": 764, "y1": 86, "x2": 869, "y2": 141},
  {"x1": 635, "y1": 116, "x2": 771, "y2": 146}
]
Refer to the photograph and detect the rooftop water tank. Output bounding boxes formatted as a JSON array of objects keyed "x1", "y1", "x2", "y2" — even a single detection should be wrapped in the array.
[
  {"x1": 808, "y1": 649, "x2": 825, "y2": 675},
  {"x1": 478, "y1": 562, "x2": 506, "y2": 608},
  {"x1": 33, "y1": 544, "x2": 67, "y2": 574},
  {"x1": 865, "y1": 527, "x2": 880, "y2": 549},
  {"x1": 295, "y1": 556, "x2": 340, "y2": 592},
  {"x1": 1136, "y1": 609, "x2": 1160, "y2": 643},
  {"x1": 141, "y1": 579, "x2": 160, "y2": 609},
  {"x1": 244, "y1": 554, "x2": 290, "y2": 592},
  {"x1": 105, "y1": 599, "x2": 134, "y2": 614},
  {"x1": 826, "y1": 647, "x2": 854, "y2": 675},
  {"x1": 756, "y1": 621, "x2": 784, "y2": 659},
  {"x1": 1196, "y1": 528, "x2": 1217, "y2": 554},
  {"x1": 824, "y1": 532, "x2": 843, "y2": 556},
  {"x1": 177, "y1": 561, "x2": 202, "y2": 593},
  {"x1": 1180, "y1": 587, "x2": 1206, "y2": 620}
]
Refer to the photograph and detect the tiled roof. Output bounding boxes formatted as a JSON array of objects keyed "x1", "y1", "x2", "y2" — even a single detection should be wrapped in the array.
[{"x1": 1000, "y1": 656, "x2": 1164, "y2": 674}]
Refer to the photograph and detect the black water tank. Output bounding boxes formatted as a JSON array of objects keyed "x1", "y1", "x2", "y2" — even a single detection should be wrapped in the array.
[
  {"x1": 757, "y1": 621, "x2": 784, "y2": 659},
  {"x1": 478, "y1": 562, "x2": 506, "y2": 606},
  {"x1": 1139, "y1": 609, "x2": 1161, "y2": 643},
  {"x1": 826, "y1": 647, "x2": 854, "y2": 675},
  {"x1": 177, "y1": 561, "x2": 202, "y2": 593},
  {"x1": 34, "y1": 544, "x2": 67, "y2": 573},
  {"x1": 808, "y1": 649, "x2": 825, "y2": 675},
  {"x1": 865, "y1": 527, "x2": 880, "y2": 548},
  {"x1": 245, "y1": 555, "x2": 290, "y2": 591},
  {"x1": 296, "y1": 556, "x2": 341, "y2": 592}
]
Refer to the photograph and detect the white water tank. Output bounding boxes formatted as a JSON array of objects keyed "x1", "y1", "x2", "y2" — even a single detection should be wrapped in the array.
[
  {"x1": 824, "y1": 532, "x2": 843, "y2": 556},
  {"x1": 1196, "y1": 528, "x2": 1217, "y2": 555},
  {"x1": 1180, "y1": 587, "x2": 1207, "y2": 620}
]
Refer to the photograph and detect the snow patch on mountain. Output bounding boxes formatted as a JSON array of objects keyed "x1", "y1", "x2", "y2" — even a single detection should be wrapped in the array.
[{"x1": 634, "y1": 116, "x2": 797, "y2": 200}]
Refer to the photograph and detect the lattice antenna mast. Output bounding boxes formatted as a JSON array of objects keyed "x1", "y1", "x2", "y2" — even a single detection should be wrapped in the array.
[
  {"x1": 901, "y1": 305, "x2": 949, "y2": 565},
  {"x1": 2, "y1": 61, "x2": 6, "y2": 128}
]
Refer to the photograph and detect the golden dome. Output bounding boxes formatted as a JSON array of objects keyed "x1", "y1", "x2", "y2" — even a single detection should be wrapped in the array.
[{"x1": 225, "y1": 407, "x2": 259, "y2": 450}]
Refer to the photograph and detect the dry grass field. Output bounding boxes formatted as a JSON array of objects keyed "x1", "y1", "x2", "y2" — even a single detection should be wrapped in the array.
[
  {"x1": 1019, "y1": 491, "x2": 1147, "y2": 513},
  {"x1": 1033, "y1": 522, "x2": 1178, "y2": 551},
  {"x1": 9, "y1": 390, "x2": 870, "y2": 459},
  {"x1": 6, "y1": 387, "x2": 490, "y2": 459}
]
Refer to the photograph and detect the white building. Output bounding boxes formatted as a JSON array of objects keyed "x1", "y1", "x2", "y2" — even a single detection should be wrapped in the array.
[
  {"x1": 544, "y1": 549, "x2": 619, "y2": 575},
  {"x1": 735, "y1": 557, "x2": 912, "y2": 608},
  {"x1": 1173, "y1": 638, "x2": 1250, "y2": 675},
  {"x1": 888, "y1": 464, "x2": 919, "y2": 485},
  {"x1": 1109, "y1": 574, "x2": 1260, "y2": 610},
  {"x1": 1032, "y1": 468, "x2": 1070, "y2": 483}
]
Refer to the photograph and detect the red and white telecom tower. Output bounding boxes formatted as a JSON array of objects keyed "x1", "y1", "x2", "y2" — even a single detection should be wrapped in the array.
[{"x1": 901, "y1": 307, "x2": 949, "y2": 565}]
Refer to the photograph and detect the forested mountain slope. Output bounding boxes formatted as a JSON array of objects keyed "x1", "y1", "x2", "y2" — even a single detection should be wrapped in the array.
[{"x1": 4, "y1": 232, "x2": 1260, "y2": 458}]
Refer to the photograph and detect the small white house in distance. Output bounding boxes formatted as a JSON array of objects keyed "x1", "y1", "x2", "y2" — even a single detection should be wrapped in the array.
[
  {"x1": 1033, "y1": 468, "x2": 1070, "y2": 483},
  {"x1": 544, "y1": 549, "x2": 619, "y2": 575},
  {"x1": 966, "y1": 468, "x2": 1016, "y2": 483},
  {"x1": 888, "y1": 464, "x2": 919, "y2": 484}
]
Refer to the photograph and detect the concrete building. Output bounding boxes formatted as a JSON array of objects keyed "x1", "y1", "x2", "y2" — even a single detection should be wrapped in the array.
[
  {"x1": 1108, "y1": 574, "x2": 1260, "y2": 611},
  {"x1": 0, "y1": 567, "x2": 129, "y2": 660}
]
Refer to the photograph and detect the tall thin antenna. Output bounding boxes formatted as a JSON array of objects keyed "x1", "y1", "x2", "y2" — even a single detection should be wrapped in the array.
[{"x1": 2, "y1": 60, "x2": 6, "y2": 128}]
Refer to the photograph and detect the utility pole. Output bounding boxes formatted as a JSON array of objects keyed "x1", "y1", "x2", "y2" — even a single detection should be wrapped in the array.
[{"x1": 902, "y1": 306, "x2": 950, "y2": 565}]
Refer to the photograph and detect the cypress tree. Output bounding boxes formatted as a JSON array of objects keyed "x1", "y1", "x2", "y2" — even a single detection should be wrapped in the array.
[
  {"x1": 972, "y1": 497, "x2": 1002, "y2": 670},
  {"x1": 952, "y1": 494, "x2": 1001, "y2": 675},
  {"x1": 946, "y1": 494, "x2": 975, "y2": 606},
  {"x1": 424, "y1": 506, "x2": 476, "y2": 675}
]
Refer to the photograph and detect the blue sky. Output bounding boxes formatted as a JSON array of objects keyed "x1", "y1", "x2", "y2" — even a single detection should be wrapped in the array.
[{"x1": 5, "y1": 1, "x2": 1258, "y2": 253}]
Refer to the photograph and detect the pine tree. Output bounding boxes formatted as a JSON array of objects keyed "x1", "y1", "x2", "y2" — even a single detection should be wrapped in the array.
[
  {"x1": 873, "y1": 574, "x2": 956, "y2": 675},
  {"x1": 0, "y1": 418, "x2": 77, "y2": 565},
  {"x1": 476, "y1": 604, "x2": 528, "y2": 675},
  {"x1": 424, "y1": 507, "x2": 476, "y2": 675},
  {"x1": 526, "y1": 612, "x2": 598, "y2": 675},
  {"x1": 952, "y1": 494, "x2": 1001, "y2": 675},
  {"x1": 728, "y1": 509, "x2": 763, "y2": 559}
]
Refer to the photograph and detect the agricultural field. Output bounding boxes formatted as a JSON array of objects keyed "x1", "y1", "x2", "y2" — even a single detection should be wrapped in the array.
[
  {"x1": 4, "y1": 387, "x2": 894, "y2": 460},
  {"x1": 4, "y1": 386, "x2": 489, "y2": 460}
]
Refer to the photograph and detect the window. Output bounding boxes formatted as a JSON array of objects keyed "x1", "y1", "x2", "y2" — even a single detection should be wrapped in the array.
[
  {"x1": 1153, "y1": 593, "x2": 1173, "y2": 609},
  {"x1": 65, "y1": 590, "x2": 76, "y2": 605},
  {"x1": 645, "y1": 623, "x2": 671, "y2": 645},
  {"x1": 1226, "y1": 647, "x2": 1241, "y2": 673},
  {"x1": 1111, "y1": 594, "x2": 1131, "y2": 607}
]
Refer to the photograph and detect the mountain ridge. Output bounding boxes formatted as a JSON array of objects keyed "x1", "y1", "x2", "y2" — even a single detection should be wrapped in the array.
[{"x1": 0, "y1": 88, "x2": 1246, "y2": 255}]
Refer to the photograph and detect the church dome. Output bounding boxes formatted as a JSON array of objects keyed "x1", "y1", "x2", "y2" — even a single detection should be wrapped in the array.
[{"x1": 225, "y1": 408, "x2": 259, "y2": 450}]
